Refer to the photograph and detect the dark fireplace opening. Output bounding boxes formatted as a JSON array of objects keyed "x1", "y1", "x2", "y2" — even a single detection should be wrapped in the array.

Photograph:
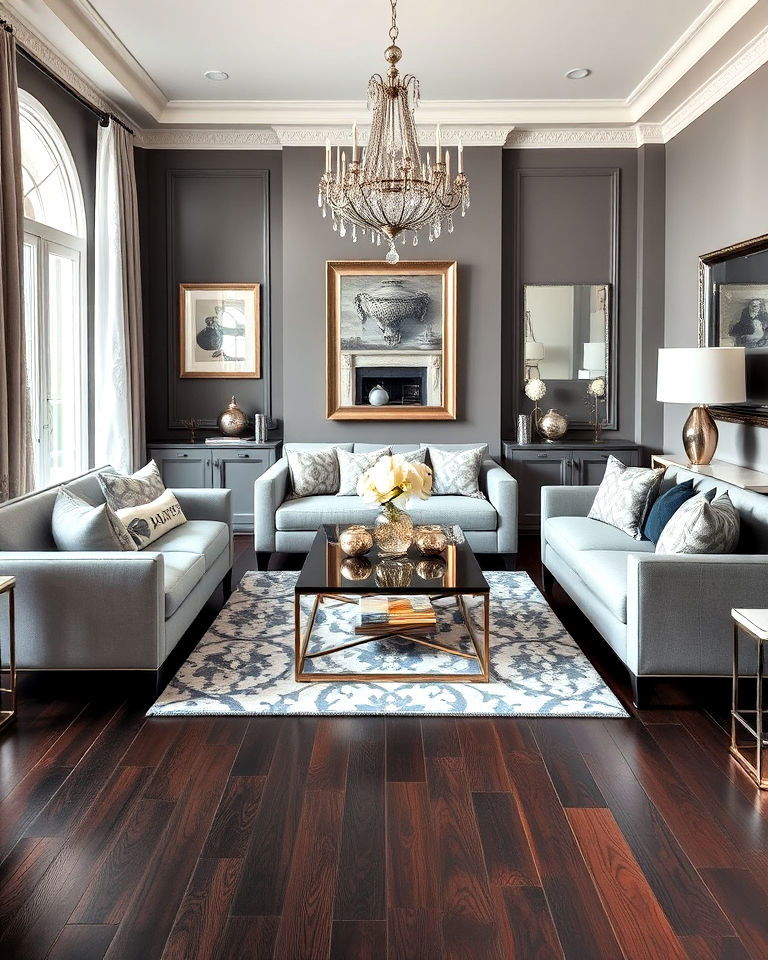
[{"x1": 356, "y1": 366, "x2": 427, "y2": 406}]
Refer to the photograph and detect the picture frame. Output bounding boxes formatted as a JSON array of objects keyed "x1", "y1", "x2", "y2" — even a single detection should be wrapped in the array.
[
  {"x1": 326, "y1": 260, "x2": 457, "y2": 420},
  {"x1": 179, "y1": 283, "x2": 261, "y2": 379}
]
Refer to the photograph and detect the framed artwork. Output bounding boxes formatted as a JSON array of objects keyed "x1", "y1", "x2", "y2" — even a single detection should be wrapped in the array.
[
  {"x1": 715, "y1": 284, "x2": 768, "y2": 348},
  {"x1": 179, "y1": 283, "x2": 260, "y2": 378},
  {"x1": 326, "y1": 260, "x2": 457, "y2": 420}
]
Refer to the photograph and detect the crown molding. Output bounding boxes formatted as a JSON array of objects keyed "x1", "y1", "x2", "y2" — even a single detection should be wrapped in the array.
[
  {"x1": 273, "y1": 124, "x2": 512, "y2": 147},
  {"x1": 136, "y1": 128, "x2": 281, "y2": 149},
  {"x1": 506, "y1": 125, "x2": 664, "y2": 149}
]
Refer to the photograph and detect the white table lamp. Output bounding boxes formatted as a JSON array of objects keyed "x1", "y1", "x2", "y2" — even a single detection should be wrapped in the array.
[{"x1": 657, "y1": 347, "x2": 746, "y2": 464}]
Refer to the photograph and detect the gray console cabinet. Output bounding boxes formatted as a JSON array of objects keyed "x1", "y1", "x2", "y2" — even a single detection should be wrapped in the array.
[
  {"x1": 503, "y1": 440, "x2": 641, "y2": 531},
  {"x1": 148, "y1": 441, "x2": 280, "y2": 533}
]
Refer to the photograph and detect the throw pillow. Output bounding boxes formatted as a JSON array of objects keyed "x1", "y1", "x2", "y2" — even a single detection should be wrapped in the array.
[
  {"x1": 52, "y1": 487, "x2": 137, "y2": 552},
  {"x1": 641, "y1": 478, "x2": 696, "y2": 543},
  {"x1": 656, "y1": 491, "x2": 740, "y2": 555},
  {"x1": 115, "y1": 488, "x2": 187, "y2": 549},
  {"x1": 98, "y1": 460, "x2": 166, "y2": 512},
  {"x1": 286, "y1": 447, "x2": 341, "y2": 498},
  {"x1": 398, "y1": 449, "x2": 428, "y2": 465},
  {"x1": 337, "y1": 447, "x2": 391, "y2": 496},
  {"x1": 588, "y1": 456, "x2": 664, "y2": 539},
  {"x1": 427, "y1": 446, "x2": 486, "y2": 499}
]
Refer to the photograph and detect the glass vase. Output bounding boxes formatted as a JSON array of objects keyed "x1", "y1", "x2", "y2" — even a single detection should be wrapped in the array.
[{"x1": 373, "y1": 502, "x2": 414, "y2": 556}]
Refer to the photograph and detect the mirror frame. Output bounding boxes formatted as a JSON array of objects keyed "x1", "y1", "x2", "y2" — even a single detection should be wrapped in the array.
[
  {"x1": 520, "y1": 282, "x2": 615, "y2": 430},
  {"x1": 698, "y1": 232, "x2": 768, "y2": 427}
]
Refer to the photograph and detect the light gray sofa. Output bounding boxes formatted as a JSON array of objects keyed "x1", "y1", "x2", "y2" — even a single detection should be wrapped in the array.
[
  {"x1": 541, "y1": 463, "x2": 768, "y2": 706},
  {"x1": 254, "y1": 442, "x2": 518, "y2": 567},
  {"x1": 0, "y1": 467, "x2": 233, "y2": 672}
]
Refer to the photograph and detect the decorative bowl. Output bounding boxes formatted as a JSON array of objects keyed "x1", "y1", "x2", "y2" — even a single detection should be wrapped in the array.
[
  {"x1": 339, "y1": 524, "x2": 373, "y2": 557},
  {"x1": 414, "y1": 524, "x2": 448, "y2": 556}
]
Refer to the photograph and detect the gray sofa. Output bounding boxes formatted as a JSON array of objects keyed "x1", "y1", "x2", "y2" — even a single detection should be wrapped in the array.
[
  {"x1": 541, "y1": 463, "x2": 768, "y2": 706},
  {"x1": 254, "y1": 442, "x2": 518, "y2": 566},
  {"x1": 0, "y1": 467, "x2": 233, "y2": 672}
]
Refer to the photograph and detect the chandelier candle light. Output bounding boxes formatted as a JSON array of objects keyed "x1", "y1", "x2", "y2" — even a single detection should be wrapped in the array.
[{"x1": 318, "y1": 0, "x2": 470, "y2": 264}]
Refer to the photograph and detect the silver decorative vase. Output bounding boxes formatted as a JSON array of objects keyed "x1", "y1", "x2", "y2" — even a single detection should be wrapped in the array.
[
  {"x1": 516, "y1": 413, "x2": 532, "y2": 445},
  {"x1": 537, "y1": 408, "x2": 568, "y2": 442},
  {"x1": 373, "y1": 502, "x2": 414, "y2": 556},
  {"x1": 217, "y1": 396, "x2": 247, "y2": 437}
]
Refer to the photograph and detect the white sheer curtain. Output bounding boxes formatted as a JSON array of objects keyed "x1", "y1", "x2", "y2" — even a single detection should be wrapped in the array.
[{"x1": 94, "y1": 119, "x2": 145, "y2": 474}]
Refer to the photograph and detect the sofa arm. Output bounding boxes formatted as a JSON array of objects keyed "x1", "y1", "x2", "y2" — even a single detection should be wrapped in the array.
[
  {"x1": 0, "y1": 552, "x2": 165, "y2": 670},
  {"x1": 627, "y1": 553, "x2": 768, "y2": 677},
  {"x1": 541, "y1": 485, "x2": 598, "y2": 523},
  {"x1": 254, "y1": 457, "x2": 290, "y2": 552},
  {"x1": 479, "y1": 459, "x2": 518, "y2": 553},
  {"x1": 171, "y1": 488, "x2": 233, "y2": 563}
]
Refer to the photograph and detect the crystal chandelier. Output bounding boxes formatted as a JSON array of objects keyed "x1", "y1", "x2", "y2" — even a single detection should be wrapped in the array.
[{"x1": 318, "y1": 0, "x2": 470, "y2": 264}]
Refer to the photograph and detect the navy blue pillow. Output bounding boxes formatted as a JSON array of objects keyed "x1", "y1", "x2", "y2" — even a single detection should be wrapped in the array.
[{"x1": 642, "y1": 479, "x2": 696, "y2": 543}]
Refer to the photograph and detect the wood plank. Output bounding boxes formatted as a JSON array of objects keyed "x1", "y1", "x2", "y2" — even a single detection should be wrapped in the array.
[
  {"x1": 230, "y1": 718, "x2": 282, "y2": 776},
  {"x1": 495, "y1": 720, "x2": 625, "y2": 960},
  {"x1": 142, "y1": 719, "x2": 219, "y2": 802},
  {"x1": 119, "y1": 719, "x2": 184, "y2": 768},
  {"x1": 0, "y1": 835, "x2": 63, "y2": 926},
  {"x1": 567, "y1": 807, "x2": 688, "y2": 960},
  {"x1": 421, "y1": 718, "x2": 461, "y2": 758},
  {"x1": 532, "y1": 718, "x2": 606, "y2": 808},
  {"x1": 306, "y1": 717, "x2": 351, "y2": 792},
  {"x1": 102, "y1": 743, "x2": 238, "y2": 960},
  {"x1": 681, "y1": 936, "x2": 751, "y2": 960},
  {"x1": 574, "y1": 720, "x2": 735, "y2": 937},
  {"x1": 200, "y1": 776, "x2": 265, "y2": 860},
  {"x1": 386, "y1": 718, "x2": 425, "y2": 782},
  {"x1": 231, "y1": 717, "x2": 317, "y2": 917},
  {"x1": 330, "y1": 920, "x2": 387, "y2": 960},
  {"x1": 0, "y1": 762, "x2": 71, "y2": 863},
  {"x1": 215, "y1": 916, "x2": 279, "y2": 960},
  {"x1": 272, "y1": 789, "x2": 345, "y2": 960},
  {"x1": 494, "y1": 885, "x2": 564, "y2": 960},
  {"x1": 700, "y1": 868, "x2": 768, "y2": 960},
  {"x1": 472, "y1": 791, "x2": 539, "y2": 887},
  {"x1": 72, "y1": 798, "x2": 176, "y2": 924},
  {"x1": 334, "y1": 734, "x2": 386, "y2": 921},
  {"x1": 387, "y1": 908, "x2": 444, "y2": 960},
  {"x1": 386, "y1": 781, "x2": 439, "y2": 910},
  {"x1": 47, "y1": 925, "x2": 116, "y2": 960},
  {"x1": 161, "y1": 858, "x2": 242, "y2": 960},
  {"x1": 456, "y1": 719, "x2": 510, "y2": 792}
]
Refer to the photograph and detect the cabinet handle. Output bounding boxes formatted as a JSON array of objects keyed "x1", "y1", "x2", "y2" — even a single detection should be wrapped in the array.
[
  {"x1": 177, "y1": 452, "x2": 188, "y2": 458},
  {"x1": 536, "y1": 453, "x2": 548, "y2": 459},
  {"x1": 214, "y1": 458, "x2": 221, "y2": 468}
]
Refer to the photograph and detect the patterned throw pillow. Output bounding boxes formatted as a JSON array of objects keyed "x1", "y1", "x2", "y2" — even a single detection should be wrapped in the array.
[
  {"x1": 588, "y1": 456, "x2": 664, "y2": 539},
  {"x1": 427, "y1": 446, "x2": 486, "y2": 499},
  {"x1": 655, "y1": 491, "x2": 740, "y2": 555},
  {"x1": 286, "y1": 447, "x2": 341, "y2": 498},
  {"x1": 115, "y1": 489, "x2": 187, "y2": 549},
  {"x1": 398, "y1": 449, "x2": 428, "y2": 465},
  {"x1": 98, "y1": 460, "x2": 166, "y2": 511},
  {"x1": 52, "y1": 487, "x2": 137, "y2": 552},
  {"x1": 337, "y1": 447, "x2": 391, "y2": 496}
]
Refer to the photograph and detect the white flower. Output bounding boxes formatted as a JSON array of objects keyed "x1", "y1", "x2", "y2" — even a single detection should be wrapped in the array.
[
  {"x1": 587, "y1": 377, "x2": 606, "y2": 398},
  {"x1": 525, "y1": 378, "x2": 546, "y2": 402},
  {"x1": 356, "y1": 455, "x2": 432, "y2": 505}
]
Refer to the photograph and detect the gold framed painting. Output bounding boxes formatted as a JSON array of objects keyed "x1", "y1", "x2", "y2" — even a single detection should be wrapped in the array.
[
  {"x1": 326, "y1": 260, "x2": 457, "y2": 420},
  {"x1": 179, "y1": 283, "x2": 261, "y2": 378}
]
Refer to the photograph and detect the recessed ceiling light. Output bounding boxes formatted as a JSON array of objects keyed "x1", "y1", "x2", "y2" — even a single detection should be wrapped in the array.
[
  {"x1": 204, "y1": 70, "x2": 229, "y2": 81},
  {"x1": 565, "y1": 68, "x2": 591, "y2": 80}
]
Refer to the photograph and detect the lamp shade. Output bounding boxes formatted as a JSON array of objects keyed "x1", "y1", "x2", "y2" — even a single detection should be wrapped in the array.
[
  {"x1": 583, "y1": 341, "x2": 605, "y2": 372},
  {"x1": 656, "y1": 347, "x2": 746, "y2": 404},
  {"x1": 525, "y1": 341, "x2": 545, "y2": 361}
]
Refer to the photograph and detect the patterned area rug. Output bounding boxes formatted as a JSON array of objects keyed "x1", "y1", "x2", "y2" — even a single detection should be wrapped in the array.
[{"x1": 148, "y1": 571, "x2": 627, "y2": 717}]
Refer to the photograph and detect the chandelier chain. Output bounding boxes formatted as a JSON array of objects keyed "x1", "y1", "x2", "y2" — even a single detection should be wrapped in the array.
[{"x1": 389, "y1": 0, "x2": 398, "y2": 42}]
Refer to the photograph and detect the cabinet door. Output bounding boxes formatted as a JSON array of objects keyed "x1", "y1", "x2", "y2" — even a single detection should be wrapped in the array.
[
  {"x1": 575, "y1": 449, "x2": 639, "y2": 487},
  {"x1": 149, "y1": 447, "x2": 211, "y2": 489},
  {"x1": 505, "y1": 451, "x2": 573, "y2": 531},
  {"x1": 213, "y1": 450, "x2": 273, "y2": 532}
]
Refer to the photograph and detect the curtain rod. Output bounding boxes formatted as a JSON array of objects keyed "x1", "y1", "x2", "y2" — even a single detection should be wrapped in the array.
[{"x1": 2, "y1": 18, "x2": 135, "y2": 136}]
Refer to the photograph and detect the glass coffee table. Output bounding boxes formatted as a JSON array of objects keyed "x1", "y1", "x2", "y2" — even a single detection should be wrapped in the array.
[{"x1": 293, "y1": 528, "x2": 490, "y2": 683}]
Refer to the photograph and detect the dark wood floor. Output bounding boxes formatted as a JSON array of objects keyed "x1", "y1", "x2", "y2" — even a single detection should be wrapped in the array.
[{"x1": 1, "y1": 536, "x2": 768, "y2": 959}]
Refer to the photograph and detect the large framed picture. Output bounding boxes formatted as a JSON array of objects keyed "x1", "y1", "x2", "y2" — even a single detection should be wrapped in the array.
[
  {"x1": 326, "y1": 260, "x2": 457, "y2": 420},
  {"x1": 179, "y1": 283, "x2": 260, "y2": 378}
]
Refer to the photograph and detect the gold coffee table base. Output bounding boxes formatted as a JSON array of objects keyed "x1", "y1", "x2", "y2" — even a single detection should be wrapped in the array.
[{"x1": 294, "y1": 592, "x2": 490, "y2": 683}]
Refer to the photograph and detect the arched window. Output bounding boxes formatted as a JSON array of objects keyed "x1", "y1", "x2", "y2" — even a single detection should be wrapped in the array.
[{"x1": 19, "y1": 90, "x2": 87, "y2": 487}]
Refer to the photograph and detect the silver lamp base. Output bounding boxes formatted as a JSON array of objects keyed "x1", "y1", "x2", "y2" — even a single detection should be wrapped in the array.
[{"x1": 683, "y1": 405, "x2": 718, "y2": 465}]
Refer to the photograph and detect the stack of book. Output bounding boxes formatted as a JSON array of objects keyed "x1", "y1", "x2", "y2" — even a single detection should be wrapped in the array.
[
  {"x1": 356, "y1": 595, "x2": 437, "y2": 637},
  {"x1": 204, "y1": 437, "x2": 255, "y2": 445}
]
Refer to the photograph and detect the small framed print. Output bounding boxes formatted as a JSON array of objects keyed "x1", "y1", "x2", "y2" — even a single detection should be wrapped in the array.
[{"x1": 179, "y1": 283, "x2": 260, "y2": 378}]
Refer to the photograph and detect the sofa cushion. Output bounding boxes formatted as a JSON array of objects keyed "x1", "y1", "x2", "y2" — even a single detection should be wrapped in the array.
[
  {"x1": 656, "y1": 491, "x2": 740, "y2": 555},
  {"x1": 52, "y1": 487, "x2": 137, "y2": 553},
  {"x1": 544, "y1": 516, "x2": 654, "y2": 570},
  {"x1": 337, "y1": 447, "x2": 390, "y2": 496},
  {"x1": 153, "y1": 519, "x2": 229, "y2": 571},
  {"x1": 286, "y1": 446, "x2": 341, "y2": 497},
  {"x1": 573, "y1": 550, "x2": 637, "y2": 624},
  {"x1": 427, "y1": 446, "x2": 486, "y2": 498},
  {"x1": 163, "y1": 551, "x2": 206, "y2": 617},
  {"x1": 98, "y1": 460, "x2": 165, "y2": 511},
  {"x1": 115, "y1": 489, "x2": 187, "y2": 550},
  {"x1": 353, "y1": 443, "x2": 420, "y2": 454},
  {"x1": 641, "y1": 478, "x2": 696, "y2": 543},
  {"x1": 276, "y1": 495, "x2": 498, "y2": 532},
  {"x1": 588, "y1": 456, "x2": 664, "y2": 539}
]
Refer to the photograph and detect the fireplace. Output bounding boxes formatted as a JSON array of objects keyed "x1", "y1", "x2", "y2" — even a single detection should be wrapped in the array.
[{"x1": 355, "y1": 366, "x2": 428, "y2": 406}]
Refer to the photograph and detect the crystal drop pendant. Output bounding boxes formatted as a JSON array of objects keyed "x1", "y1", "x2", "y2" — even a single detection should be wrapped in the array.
[
  {"x1": 447, "y1": 215, "x2": 454, "y2": 233},
  {"x1": 413, "y1": 233, "x2": 418, "y2": 246},
  {"x1": 385, "y1": 243, "x2": 400, "y2": 265},
  {"x1": 352, "y1": 225, "x2": 357, "y2": 242},
  {"x1": 317, "y1": 191, "x2": 322, "y2": 207}
]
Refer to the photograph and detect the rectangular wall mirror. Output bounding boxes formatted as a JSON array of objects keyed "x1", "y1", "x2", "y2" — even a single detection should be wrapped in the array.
[{"x1": 522, "y1": 283, "x2": 614, "y2": 429}]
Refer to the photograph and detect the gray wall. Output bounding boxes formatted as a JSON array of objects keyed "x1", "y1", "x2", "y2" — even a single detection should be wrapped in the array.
[
  {"x1": 137, "y1": 149, "x2": 282, "y2": 443},
  {"x1": 665, "y1": 62, "x2": 768, "y2": 468},
  {"x1": 281, "y1": 146, "x2": 503, "y2": 455}
]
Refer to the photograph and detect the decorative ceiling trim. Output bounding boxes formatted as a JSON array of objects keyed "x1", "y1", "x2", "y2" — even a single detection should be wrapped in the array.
[
  {"x1": 273, "y1": 124, "x2": 512, "y2": 147},
  {"x1": 136, "y1": 128, "x2": 281, "y2": 149},
  {"x1": 661, "y1": 22, "x2": 768, "y2": 141},
  {"x1": 505, "y1": 125, "x2": 664, "y2": 149}
]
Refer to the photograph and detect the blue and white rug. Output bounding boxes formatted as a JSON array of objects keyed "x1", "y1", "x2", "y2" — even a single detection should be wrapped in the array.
[{"x1": 148, "y1": 571, "x2": 627, "y2": 717}]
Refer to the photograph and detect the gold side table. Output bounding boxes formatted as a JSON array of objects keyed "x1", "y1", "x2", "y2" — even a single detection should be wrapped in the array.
[
  {"x1": 731, "y1": 608, "x2": 768, "y2": 789},
  {"x1": 0, "y1": 576, "x2": 16, "y2": 733}
]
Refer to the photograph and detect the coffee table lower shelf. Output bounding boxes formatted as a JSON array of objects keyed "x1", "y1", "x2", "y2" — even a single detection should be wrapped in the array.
[{"x1": 294, "y1": 591, "x2": 490, "y2": 683}]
